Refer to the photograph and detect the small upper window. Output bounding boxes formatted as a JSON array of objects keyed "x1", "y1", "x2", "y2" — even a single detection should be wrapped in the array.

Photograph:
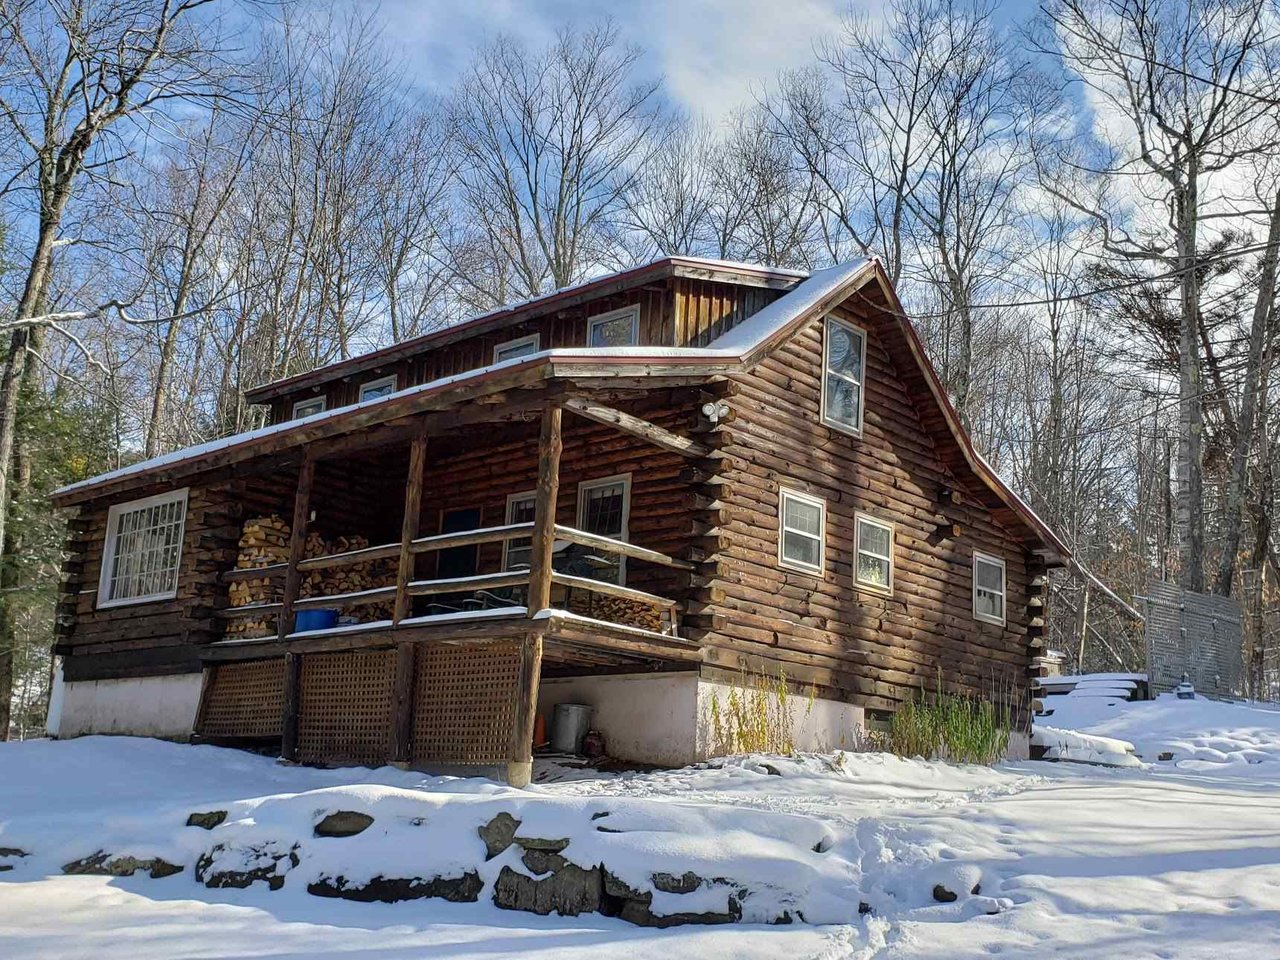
[
  {"x1": 854, "y1": 513, "x2": 894, "y2": 594},
  {"x1": 973, "y1": 552, "x2": 1007, "y2": 625},
  {"x1": 359, "y1": 375, "x2": 397, "y2": 402},
  {"x1": 587, "y1": 305, "x2": 639, "y2": 347},
  {"x1": 822, "y1": 316, "x2": 866, "y2": 434},
  {"x1": 292, "y1": 396, "x2": 326, "y2": 419},
  {"x1": 98, "y1": 489, "x2": 189, "y2": 608},
  {"x1": 494, "y1": 334, "x2": 540, "y2": 364},
  {"x1": 778, "y1": 488, "x2": 825, "y2": 575},
  {"x1": 503, "y1": 491, "x2": 536, "y2": 571}
]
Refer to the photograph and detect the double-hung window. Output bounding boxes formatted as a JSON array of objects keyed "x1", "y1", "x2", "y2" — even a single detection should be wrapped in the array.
[
  {"x1": 587, "y1": 305, "x2": 639, "y2": 347},
  {"x1": 292, "y1": 396, "x2": 326, "y2": 419},
  {"x1": 854, "y1": 513, "x2": 894, "y2": 594},
  {"x1": 576, "y1": 474, "x2": 631, "y2": 584},
  {"x1": 97, "y1": 490, "x2": 189, "y2": 608},
  {"x1": 359, "y1": 375, "x2": 397, "y2": 403},
  {"x1": 822, "y1": 316, "x2": 867, "y2": 434},
  {"x1": 778, "y1": 488, "x2": 825, "y2": 575},
  {"x1": 494, "y1": 334, "x2": 540, "y2": 364},
  {"x1": 503, "y1": 491, "x2": 537, "y2": 571},
  {"x1": 973, "y1": 552, "x2": 1007, "y2": 625}
]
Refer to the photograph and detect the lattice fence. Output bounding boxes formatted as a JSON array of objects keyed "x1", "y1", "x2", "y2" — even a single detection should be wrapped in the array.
[
  {"x1": 297, "y1": 649, "x2": 396, "y2": 765},
  {"x1": 412, "y1": 639, "x2": 523, "y2": 765},
  {"x1": 1144, "y1": 580, "x2": 1244, "y2": 697},
  {"x1": 197, "y1": 659, "x2": 285, "y2": 739}
]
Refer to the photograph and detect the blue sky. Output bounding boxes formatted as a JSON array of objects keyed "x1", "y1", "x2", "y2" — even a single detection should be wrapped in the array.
[{"x1": 358, "y1": 0, "x2": 1043, "y2": 121}]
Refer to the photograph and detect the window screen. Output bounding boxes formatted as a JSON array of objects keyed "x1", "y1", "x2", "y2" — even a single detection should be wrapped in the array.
[
  {"x1": 823, "y1": 316, "x2": 865, "y2": 432},
  {"x1": 973, "y1": 553, "x2": 1006, "y2": 624}
]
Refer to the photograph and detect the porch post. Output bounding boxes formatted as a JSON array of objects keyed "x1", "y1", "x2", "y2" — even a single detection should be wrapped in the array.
[
  {"x1": 510, "y1": 402, "x2": 559, "y2": 787},
  {"x1": 394, "y1": 435, "x2": 428, "y2": 625},
  {"x1": 278, "y1": 454, "x2": 316, "y2": 641},
  {"x1": 526, "y1": 401, "x2": 562, "y2": 615}
]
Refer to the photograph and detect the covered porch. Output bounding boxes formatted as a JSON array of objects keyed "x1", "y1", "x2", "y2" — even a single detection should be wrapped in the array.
[{"x1": 190, "y1": 381, "x2": 726, "y2": 785}]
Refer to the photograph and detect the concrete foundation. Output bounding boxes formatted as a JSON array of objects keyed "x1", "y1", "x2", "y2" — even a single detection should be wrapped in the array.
[
  {"x1": 49, "y1": 668, "x2": 203, "y2": 740},
  {"x1": 537, "y1": 671, "x2": 865, "y2": 767}
]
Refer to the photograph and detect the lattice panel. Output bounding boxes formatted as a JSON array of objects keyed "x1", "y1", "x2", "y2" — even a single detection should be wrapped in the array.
[
  {"x1": 413, "y1": 639, "x2": 523, "y2": 765},
  {"x1": 297, "y1": 649, "x2": 396, "y2": 766},
  {"x1": 197, "y1": 659, "x2": 284, "y2": 739}
]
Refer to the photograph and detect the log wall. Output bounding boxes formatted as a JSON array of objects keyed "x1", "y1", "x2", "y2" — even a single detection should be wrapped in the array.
[{"x1": 694, "y1": 299, "x2": 1035, "y2": 721}]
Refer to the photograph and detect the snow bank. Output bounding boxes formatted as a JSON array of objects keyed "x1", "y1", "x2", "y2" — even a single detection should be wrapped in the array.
[{"x1": 1041, "y1": 692, "x2": 1280, "y2": 769}]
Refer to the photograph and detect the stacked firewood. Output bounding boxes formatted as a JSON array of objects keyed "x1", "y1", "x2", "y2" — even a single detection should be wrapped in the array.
[
  {"x1": 225, "y1": 518, "x2": 397, "y2": 637},
  {"x1": 566, "y1": 592, "x2": 663, "y2": 633},
  {"x1": 225, "y1": 515, "x2": 290, "y2": 638}
]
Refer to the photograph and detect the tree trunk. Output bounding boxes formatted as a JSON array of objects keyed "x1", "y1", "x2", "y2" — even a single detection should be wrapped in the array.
[
  {"x1": 1215, "y1": 189, "x2": 1280, "y2": 595},
  {"x1": 1174, "y1": 177, "x2": 1206, "y2": 592}
]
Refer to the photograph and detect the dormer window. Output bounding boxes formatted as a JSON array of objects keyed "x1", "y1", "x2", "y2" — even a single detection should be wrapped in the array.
[
  {"x1": 587, "y1": 305, "x2": 639, "y2": 347},
  {"x1": 821, "y1": 315, "x2": 866, "y2": 435},
  {"x1": 292, "y1": 396, "x2": 326, "y2": 419},
  {"x1": 359, "y1": 375, "x2": 397, "y2": 402},
  {"x1": 494, "y1": 334, "x2": 540, "y2": 364}
]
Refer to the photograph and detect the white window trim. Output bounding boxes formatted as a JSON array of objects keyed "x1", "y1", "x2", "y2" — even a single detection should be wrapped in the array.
[
  {"x1": 494, "y1": 333, "x2": 540, "y2": 364},
  {"x1": 586, "y1": 304, "x2": 640, "y2": 347},
  {"x1": 359, "y1": 374, "x2": 398, "y2": 402},
  {"x1": 96, "y1": 488, "x2": 189, "y2": 609},
  {"x1": 820, "y1": 314, "x2": 868, "y2": 437},
  {"x1": 292, "y1": 396, "x2": 326, "y2": 419},
  {"x1": 854, "y1": 512, "x2": 895, "y2": 596},
  {"x1": 576, "y1": 473, "x2": 632, "y2": 584},
  {"x1": 973, "y1": 550, "x2": 1007, "y2": 626},
  {"x1": 777, "y1": 487, "x2": 826, "y2": 576},
  {"x1": 502, "y1": 489, "x2": 537, "y2": 571}
]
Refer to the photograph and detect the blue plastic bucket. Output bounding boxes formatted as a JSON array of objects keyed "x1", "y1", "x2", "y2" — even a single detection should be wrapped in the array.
[{"x1": 294, "y1": 608, "x2": 339, "y2": 632}]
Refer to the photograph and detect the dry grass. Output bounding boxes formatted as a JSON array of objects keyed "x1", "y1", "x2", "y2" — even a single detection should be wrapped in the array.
[{"x1": 708, "y1": 665, "x2": 816, "y2": 756}]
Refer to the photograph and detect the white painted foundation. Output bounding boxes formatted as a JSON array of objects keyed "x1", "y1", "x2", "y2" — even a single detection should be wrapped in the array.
[
  {"x1": 537, "y1": 672, "x2": 866, "y2": 767},
  {"x1": 50, "y1": 668, "x2": 203, "y2": 740}
]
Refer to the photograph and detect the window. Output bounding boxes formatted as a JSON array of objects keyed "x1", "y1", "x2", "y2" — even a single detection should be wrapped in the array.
[
  {"x1": 292, "y1": 396, "x2": 326, "y2": 419},
  {"x1": 854, "y1": 513, "x2": 894, "y2": 594},
  {"x1": 587, "y1": 305, "x2": 639, "y2": 347},
  {"x1": 973, "y1": 552, "x2": 1007, "y2": 625},
  {"x1": 576, "y1": 474, "x2": 631, "y2": 584},
  {"x1": 97, "y1": 489, "x2": 189, "y2": 608},
  {"x1": 494, "y1": 334, "x2": 540, "y2": 364},
  {"x1": 359, "y1": 375, "x2": 397, "y2": 402},
  {"x1": 778, "y1": 488, "x2": 825, "y2": 575},
  {"x1": 503, "y1": 490, "x2": 536, "y2": 570},
  {"x1": 822, "y1": 315, "x2": 867, "y2": 434}
]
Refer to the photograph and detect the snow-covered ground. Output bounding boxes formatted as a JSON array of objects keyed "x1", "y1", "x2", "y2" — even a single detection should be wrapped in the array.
[{"x1": 2, "y1": 693, "x2": 1279, "y2": 959}]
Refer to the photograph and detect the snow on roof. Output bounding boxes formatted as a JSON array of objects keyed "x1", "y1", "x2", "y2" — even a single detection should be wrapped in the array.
[{"x1": 703, "y1": 260, "x2": 872, "y2": 353}]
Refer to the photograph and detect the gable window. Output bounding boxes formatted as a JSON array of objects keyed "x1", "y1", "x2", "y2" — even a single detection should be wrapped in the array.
[
  {"x1": 587, "y1": 305, "x2": 639, "y2": 347},
  {"x1": 503, "y1": 490, "x2": 536, "y2": 571},
  {"x1": 494, "y1": 334, "x2": 540, "y2": 364},
  {"x1": 97, "y1": 489, "x2": 189, "y2": 608},
  {"x1": 973, "y1": 552, "x2": 1006, "y2": 625},
  {"x1": 854, "y1": 513, "x2": 894, "y2": 594},
  {"x1": 292, "y1": 396, "x2": 326, "y2": 419},
  {"x1": 359, "y1": 375, "x2": 397, "y2": 403},
  {"x1": 822, "y1": 315, "x2": 867, "y2": 435},
  {"x1": 576, "y1": 474, "x2": 631, "y2": 584},
  {"x1": 778, "y1": 488, "x2": 825, "y2": 575}
]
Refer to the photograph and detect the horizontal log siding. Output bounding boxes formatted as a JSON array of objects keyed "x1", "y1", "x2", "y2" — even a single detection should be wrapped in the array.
[
  {"x1": 58, "y1": 481, "x2": 243, "y2": 681},
  {"x1": 702, "y1": 302, "x2": 1033, "y2": 716},
  {"x1": 269, "y1": 285, "x2": 675, "y2": 424}
]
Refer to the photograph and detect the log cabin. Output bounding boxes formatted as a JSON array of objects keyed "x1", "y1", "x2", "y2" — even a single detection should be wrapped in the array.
[{"x1": 48, "y1": 257, "x2": 1068, "y2": 783}]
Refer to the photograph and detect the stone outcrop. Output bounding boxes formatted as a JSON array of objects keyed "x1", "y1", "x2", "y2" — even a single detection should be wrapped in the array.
[
  {"x1": 314, "y1": 811, "x2": 375, "y2": 838},
  {"x1": 196, "y1": 841, "x2": 299, "y2": 891},
  {"x1": 309, "y1": 871, "x2": 482, "y2": 903},
  {"x1": 185, "y1": 811, "x2": 227, "y2": 830},
  {"x1": 63, "y1": 851, "x2": 183, "y2": 879}
]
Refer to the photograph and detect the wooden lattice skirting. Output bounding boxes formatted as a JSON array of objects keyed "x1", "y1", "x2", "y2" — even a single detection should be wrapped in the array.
[
  {"x1": 197, "y1": 658, "x2": 285, "y2": 740},
  {"x1": 297, "y1": 648, "x2": 397, "y2": 766},
  {"x1": 412, "y1": 639, "x2": 523, "y2": 766}
]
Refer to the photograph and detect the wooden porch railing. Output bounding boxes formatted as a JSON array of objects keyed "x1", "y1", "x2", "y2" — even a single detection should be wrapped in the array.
[{"x1": 219, "y1": 520, "x2": 687, "y2": 634}]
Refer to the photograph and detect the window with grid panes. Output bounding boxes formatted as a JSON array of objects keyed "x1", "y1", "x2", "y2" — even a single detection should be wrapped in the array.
[
  {"x1": 504, "y1": 492, "x2": 536, "y2": 570},
  {"x1": 98, "y1": 490, "x2": 189, "y2": 607},
  {"x1": 577, "y1": 476, "x2": 630, "y2": 584},
  {"x1": 822, "y1": 315, "x2": 866, "y2": 434}
]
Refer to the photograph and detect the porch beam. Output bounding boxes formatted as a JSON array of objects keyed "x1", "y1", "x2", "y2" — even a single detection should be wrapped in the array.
[{"x1": 562, "y1": 395, "x2": 711, "y2": 458}]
